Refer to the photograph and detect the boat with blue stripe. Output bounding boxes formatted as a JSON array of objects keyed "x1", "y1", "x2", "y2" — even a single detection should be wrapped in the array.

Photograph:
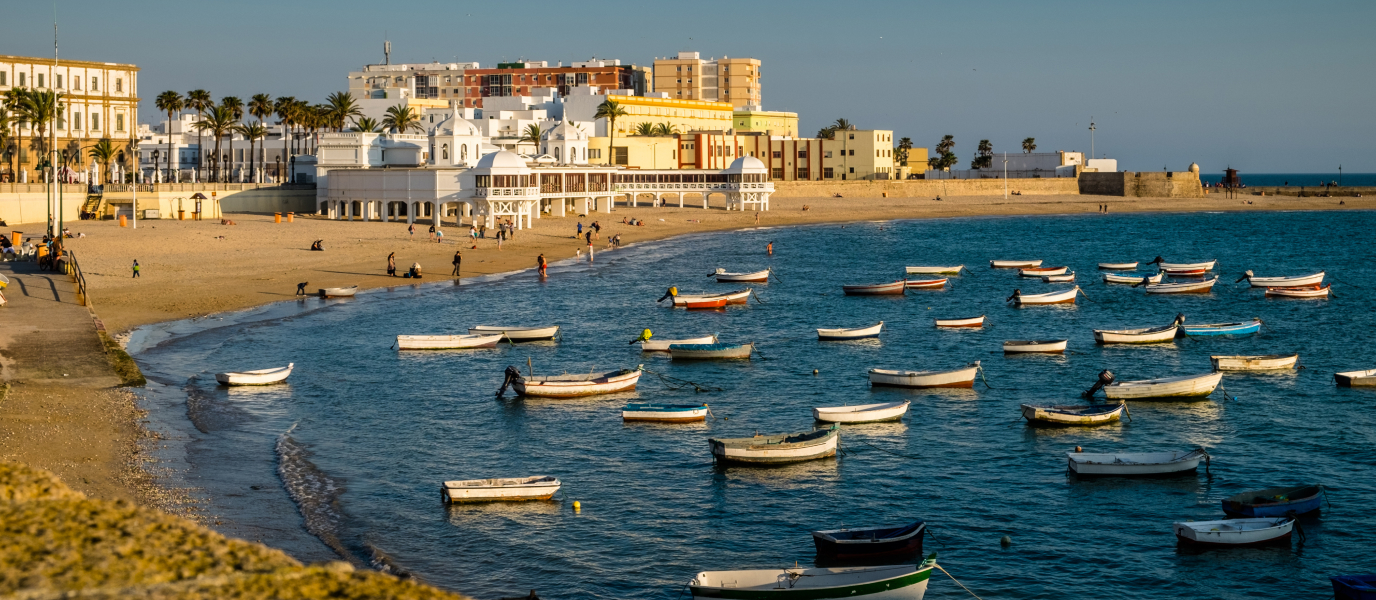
[
  {"x1": 1222, "y1": 485, "x2": 1326, "y2": 518},
  {"x1": 1181, "y1": 319, "x2": 1261, "y2": 336},
  {"x1": 622, "y1": 403, "x2": 710, "y2": 422}
]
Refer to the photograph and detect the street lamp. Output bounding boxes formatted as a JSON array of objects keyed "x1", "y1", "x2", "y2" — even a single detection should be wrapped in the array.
[
  {"x1": 1338, "y1": 164, "x2": 1342, "y2": 187},
  {"x1": 275, "y1": 156, "x2": 282, "y2": 184}
]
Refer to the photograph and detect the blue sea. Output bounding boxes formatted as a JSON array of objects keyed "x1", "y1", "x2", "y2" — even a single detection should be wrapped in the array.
[
  {"x1": 128, "y1": 211, "x2": 1376, "y2": 599},
  {"x1": 1197, "y1": 172, "x2": 1376, "y2": 187}
]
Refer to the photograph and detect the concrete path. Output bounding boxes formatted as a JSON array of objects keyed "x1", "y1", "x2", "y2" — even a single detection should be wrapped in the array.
[{"x1": 0, "y1": 259, "x2": 119, "y2": 386}]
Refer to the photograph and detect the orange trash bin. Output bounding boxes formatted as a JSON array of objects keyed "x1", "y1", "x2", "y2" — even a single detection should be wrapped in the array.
[
  {"x1": 10, "y1": 231, "x2": 21, "y2": 246},
  {"x1": 119, "y1": 214, "x2": 128, "y2": 227},
  {"x1": 274, "y1": 212, "x2": 282, "y2": 223},
  {"x1": 287, "y1": 212, "x2": 294, "y2": 222}
]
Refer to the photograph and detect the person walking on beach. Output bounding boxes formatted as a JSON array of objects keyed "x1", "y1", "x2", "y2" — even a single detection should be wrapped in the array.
[
  {"x1": 408, "y1": 223, "x2": 415, "y2": 239},
  {"x1": 537, "y1": 253, "x2": 548, "y2": 277},
  {"x1": 592, "y1": 221, "x2": 600, "y2": 240},
  {"x1": 577, "y1": 221, "x2": 583, "y2": 238},
  {"x1": 296, "y1": 281, "x2": 309, "y2": 296},
  {"x1": 132, "y1": 259, "x2": 140, "y2": 278},
  {"x1": 452, "y1": 250, "x2": 462, "y2": 276},
  {"x1": 429, "y1": 225, "x2": 437, "y2": 241},
  {"x1": 755, "y1": 211, "x2": 760, "y2": 224},
  {"x1": 387, "y1": 252, "x2": 397, "y2": 276},
  {"x1": 436, "y1": 229, "x2": 444, "y2": 244}
]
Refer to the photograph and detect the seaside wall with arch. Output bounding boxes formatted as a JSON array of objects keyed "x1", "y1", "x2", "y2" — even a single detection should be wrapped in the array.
[{"x1": 770, "y1": 176, "x2": 1079, "y2": 199}]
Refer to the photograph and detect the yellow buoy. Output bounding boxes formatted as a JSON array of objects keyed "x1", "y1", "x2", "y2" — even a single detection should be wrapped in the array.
[{"x1": 573, "y1": 501, "x2": 581, "y2": 511}]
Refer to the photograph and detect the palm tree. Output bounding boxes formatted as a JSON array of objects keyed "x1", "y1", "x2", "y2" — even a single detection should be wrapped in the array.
[
  {"x1": 193, "y1": 105, "x2": 235, "y2": 182},
  {"x1": 973, "y1": 139, "x2": 993, "y2": 169},
  {"x1": 520, "y1": 123, "x2": 544, "y2": 154},
  {"x1": 653, "y1": 123, "x2": 679, "y2": 136},
  {"x1": 325, "y1": 91, "x2": 363, "y2": 131},
  {"x1": 1022, "y1": 137, "x2": 1036, "y2": 154},
  {"x1": 247, "y1": 94, "x2": 273, "y2": 180},
  {"x1": 935, "y1": 135, "x2": 955, "y2": 156},
  {"x1": 381, "y1": 104, "x2": 423, "y2": 134},
  {"x1": 185, "y1": 90, "x2": 213, "y2": 176},
  {"x1": 632, "y1": 122, "x2": 655, "y2": 137},
  {"x1": 87, "y1": 137, "x2": 117, "y2": 184},
  {"x1": 4, "y1": 89, "x2": 33, "y2": 178},
  {"x1": 896, "y1": 137, "x2": 913, "y2": 166},
  {"x1": 832, "y1": 118, "x2": 852, "y2": 131},
  {"x1": 0, "y1": 106, "x2": 13, "y2": 179},
  {"x1": 274, "y1": 96, "x2": 295, "y2": 180},
  {"x1": 237, "y1": 122, "x2": 266, "y2": 183},
  {"x1": 153, "y1": 91, "x2": 183, "y2": 182},
  {"x1": 352, "y1": 117, "x2": 380, "y2": 133},
  {"x1": 221, "y1": 96, "x2": 243, "y2": 181},
  {"x1": 593, "y1": 99, "x2": 628, "y2": 165},
  {"x1": 26, "y1": 90, "x2": 64, "y2": 178},
  {"x1": 929, "y1": 135, "x2": 957, "y2": 171}
]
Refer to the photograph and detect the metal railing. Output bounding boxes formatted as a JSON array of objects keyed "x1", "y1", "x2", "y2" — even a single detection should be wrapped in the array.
[{"x1": 65, "y1": 250, "x2": 91, "y2": 307}]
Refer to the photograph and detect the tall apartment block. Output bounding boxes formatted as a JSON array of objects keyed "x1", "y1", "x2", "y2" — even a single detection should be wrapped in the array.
[{"x1": 652, "y1": 52, "x2": 761, "y2": 109}]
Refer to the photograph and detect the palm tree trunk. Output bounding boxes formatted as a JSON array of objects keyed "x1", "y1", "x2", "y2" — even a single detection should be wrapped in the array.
[
  {"x1": 196, "y1": 123, "x2": 203, "y2": 180},
  {"x1": 166, "y1": 110, "x2": 174, "y2": 184},
  {"x1": 228, "y1": 135, "x2": 235, "y2": 182}
]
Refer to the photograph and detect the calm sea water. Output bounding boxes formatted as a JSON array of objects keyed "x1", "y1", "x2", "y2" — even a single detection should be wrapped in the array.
[
  {"x1": 1197, "y1": 172, "x2": 1376, "y2": 187},
  {"x1": 129, "y1": 211, "x2": 1376, "y2": 599}
]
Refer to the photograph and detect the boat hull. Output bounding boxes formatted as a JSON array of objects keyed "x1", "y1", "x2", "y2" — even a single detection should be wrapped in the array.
[
  {"x1": 709, "y1": 428, "x2": 839, "y2": 464},
  {"x1": 1335, "y1": 369, "x2": 1376, "y2": 387},
  {"x1": 1019, "y1": 266, "x2": 1068, "y2": 277},
  {"x1": 1158, "y1": 260, "x2": 1217, "y2": 270},
  {"x1": 1211, "y1": 354, "x2": 1298, "y2": 371},
  {"x1": 1222, "y1": 486, "x2": 1325, "y2": 518},
  {"x1": 904, "y1": 278, "x2": 947, "y2": 289},
  {"x1": 1173, "y1": 518, "x2": 1293, "y2": 547},
  {"x1": 813, "y1": 401, "x2": 910, "y2": 423},
  {"x1": 1099, "y1": 262, "x2": 1139, "y2": 270},
  {"x1": 215, "y1": 364, "x2": 293, "y2": 386},
  {"x1": 818, "y1": 323, "x2": 883, "y2": 340},
  {"x1": 1003, "y1": 340, "x2": 1068, "y2": 354},
  {"x1": 1093, "y1": 326, "x2": 1178, "y2": 344},
  {"x1": 990, "y1": 260, "x2": 1042, "y2": 268},
  {"x1": 622, "y1": 404, "x2": 709, "y2": 422},
  {"x1": 1181, "y1": 321, "x2": 1261, "y2": 336},
  {"x1": 812, "y1": 523, "x2": 926, "y2": 559},
  {"x1": 715, "y1": 270, "x2": 770, "y2": 283},
  {"x1": 1104, "y1": 372, "x2": 1222, "y2": 400},
  {"x1": 843, "y1": 281, "x2": 907, "y2": 295},
  {"x1": 1021, "y1": 403, "x2": 1125, "y2": 427},
  {"x1": 397, "y1": 334, "x2": 503, "y2": 350},
  {"x1": 690, "y1": 564, "x2": 932, "y2": 599},
  {"x1": 1145, "y1": 278, "x2": 1217, "y2": 294},
  {"x1": 670, "y1": 343, "x2": 755, "y2": 359},
  {"x1": 642, "y1": 335, "x2": 718, "y2": 351},
  {"x1": 906, "y1": 266, "x2": 962, "y2": 274},
  {"x1": 318, "y1": 286, "x2": 358, "y2": 298},
  {"x1": 868, "y1": 364, "x2": 980, "y2": 388},
  {"x1": 468, "y1": 326, "x2": 560, "y2": 341},
  {"x1": 934, "y1": 316, "x2": 984, "y2": 328},
  {"x1": 1068, "y1": 450, "x2": 1208, "y2": 476},
  {"x1": 1104, "y1": 273, "x2": 1161, "y2": 285},
  {"x1": 1266, "y1": 285, "x2": 1331, "y2": 298},
  {"x1": 1013, "y1": 287, "x2": 1079, "y2": 305},
  {"x1": 515, "y1": 370, "x2": 642, "y2": 397},
  {"x1": 441, "y1": 477, "x2": 561, "y2": 503},
  {"x1": 1247, "y1": 272, "x2": 1325, "y2": 287}
]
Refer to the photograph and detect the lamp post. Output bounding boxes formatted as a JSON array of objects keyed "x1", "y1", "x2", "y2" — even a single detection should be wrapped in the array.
[
  {"x1": 1003, "y1": 152, "x2": 1008, "y2": 199},
  {"x1": 1088, "y1": 117, "x2": 1096, "y2": 164},
  {"x1": 275, "y1": 156, "x2": 282, "y2": 184},
  {"x1": 131, "y1": 137, "x2": 139, "y2": 229},
  {"x1": 151, "y1": 149, "x2": 160, "y2": 184},
  {"x1": 1338, "y1": 164, "x2": 1342, "y2": 187}
]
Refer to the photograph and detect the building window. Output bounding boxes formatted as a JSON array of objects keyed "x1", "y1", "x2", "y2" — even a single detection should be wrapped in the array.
[
  {"x1": 848, "y1": 133, "x2": 854, "y2": 140},
  {"x1": 56, "y1": 74, "x2": 62, "y2": 88},
  {"x1": 116, "y1": 114, "x2": 125, "y2": 132},
  {"x1": 589, "y1": 148, "x2": 601, "y2": 159},
  {"x1": 824, "y1": 151, "x2": 832, "y2": 158},
  {"x1": 115, "y1": 78, "x2": 123, "y2": 92},
  {"x1": 18, "y1": 73, "x2": 25, "y2": 86},
  {"x1": 849, "y1": 149, "x2": 855, "y2": 156},
  {"x1": 0, "y1": 72, "x2": 4, "y2": 85},
  {"x1": 849, "y1": 167, "x2": 855, "y2": 173},
  {"x1": 74, "y1": 112, "x2": 81, "y2": 130},
  {"x1": 797, "y1": 168, "x2": 809, "y2": 179},
  {"x1": 797, "y1": 150, "x2": 807, "y2": 158},
  {"x1": 771, "y1": 151, "x2": 781, "y2": 158},
  {"x1": 824, "y1": 167, "x2": 834, "y2": 178},
  {"x1": 613, "y1": 147, "x2": 627, "y2": 165},
  {"x1": 91, "y1": 113, "x2": 99, "y2": 130},
  {"x1": 37, "y1": 74, "x2": 44, "y2": 88},
  {"x1": 771, "y1": 168, "x2": 783, "y2": 179}
]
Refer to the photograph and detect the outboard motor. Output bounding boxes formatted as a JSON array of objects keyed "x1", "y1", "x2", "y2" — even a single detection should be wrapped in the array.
[
  {"x1": 1234, "y1": 270, "x2": 1254, "y2": 284},
  {"x1": 1173, "y1": 313, "x2": 1186, "y2": 327},
  {"x1": 657, "y1": 286, "x2": 679, "y2": 303},
  {"x1": 1082, "y1": 369, "x2": 1115, "y2": 399},
  {"x1": 1146, "y1": 256, "x2": 1164, "y2": 266},
  {"x1": 496, "y1": 365, "x2": 523, "y2": 397},
  {"x1": 1005, "y1": 289, "x2": 1022, "y2": 303}
]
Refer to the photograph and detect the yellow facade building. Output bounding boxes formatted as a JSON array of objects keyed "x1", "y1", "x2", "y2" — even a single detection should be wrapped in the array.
[
  {"x1": 588, "y1": 128, "x2": 905, "y2": 180},
  {"x1": 652, "y1": 52, "x2": 762, "y2": 108},
  {"x1": 603, "y1": 95, "x2": 735, "y2": 137},
  {"x1": 733, "y1": 110, "x2": 798, "y2": 138}
]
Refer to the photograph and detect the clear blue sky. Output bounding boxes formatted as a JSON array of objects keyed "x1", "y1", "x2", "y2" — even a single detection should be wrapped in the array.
[{"x1": 6, "y1": 0, "x2": 1373, "y2": 173}]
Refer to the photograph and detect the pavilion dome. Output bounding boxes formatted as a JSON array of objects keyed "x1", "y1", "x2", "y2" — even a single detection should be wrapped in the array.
[
  {"x1": 475, "y1": 150, "x2": 529, "y2": 170},
  {"x1": 725, "y1": 156, "x2": 767, "y2": 172},
  {"x1": 434, "y1": 108, "x2": 478, "y2": 137},
  {"x1": 542, "y1": 122, "x2": 586, "y2": 141}
]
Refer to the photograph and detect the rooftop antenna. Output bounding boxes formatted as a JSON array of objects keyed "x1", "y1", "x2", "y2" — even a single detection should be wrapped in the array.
[{"x1": 384, "y1": 35, "x2": 391, "y2": 65}]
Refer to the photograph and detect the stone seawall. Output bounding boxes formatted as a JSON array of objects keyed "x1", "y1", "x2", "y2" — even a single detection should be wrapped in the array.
[
  {"x1": 772, "y1": 177, "x2": 1079, "y2": 199},
  {"x1": 1080, "y1": 171, "x2": 1204, "y2": 198}
]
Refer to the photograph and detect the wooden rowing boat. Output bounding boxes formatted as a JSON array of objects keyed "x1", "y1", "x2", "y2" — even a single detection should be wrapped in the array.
[
  {"x1": 811, "y1": 521, "x2": 926, "y2": 558},
  {"x1": 671, "y1": 289, "x2": 752, "y2": 306},
  {"x1": 817, "y1": 322, "x2": 883, "y2": 341},
  {"x1": 1211, "y1": 354, "x2": 1299, "y2": 371},
  {"x1": 1093, "y1": 324, "x2": 1178, "y2": 344},
  {"x1": 441, "y1": 476, "x2": 560, "y2": 503},
  {"x1": 708, "y1": 426, "x2": 839, "y2": 465},
  {"x1": 1020, "y1": 402, "x2": 1125, "y2": 426},
  {"x1": 468, "y1": 325, "x2": 560, "y2": 341},
  {"x1": 1104, "y1": 372, "x2": 1222, "y2": 399},
  {"x1": 1334, "y1": 368, "x2": 1376, "y2": 387},
  {"x1": 1160, "y1": 267, "x2": 1207, "y2": 276},
  {"x1": 1099, "y1": 262, "x2": 1139, "y2": 270},
  {"x1": 934, "y1": 315, "x2": 984, "y2": 328},
  {"x1": 641, "y1": 334, "x2": 718, "y2": 352},
  {"x1": 1174, "y1": 517, "x2": 1293, "y2": 547},
  {"x1": 318, "y1": 285, "x2": 358, "y2": 298},
  {"x1": 215, "y1": 363, "x2": 293, "y2": 386},
  {"x1": 622, "y1": 403, "x2": 710, "y2": 422},
  {"x1": 904, "y1": 278, "x2": 947, "y2": 289},
  {"x1": 396, "y1": 333, "x2": 504, "y2": 350},
  {"x1": 1105, "y1": 273, "x2": 1162, "y2": 285},
  {"x1": 868, "y1": 362, "x2": 981, "y2": 388},
  {"x1": 679, "y1": 296, "x2": 728, "y2": 309},
  {"x1": 1266, "y1": 284, "x2": 1331, "y2": 298},
  {"x1": 670, "y1": 342, "x2": 754, "y2": 360},
  {"x1": 689, "y1": 563, "x2": 934, "y2": 599},
  {"x1": 842, "y1": 280, "x2": 907, "y2": 295},
  {"x1": 1069, "y1": 448, "x2": 1209, "y2": 476},
  {"x1": 1222, "y1": 485, "x2": 1325, "y2": 518},
  {"x1": 990, "y1": 259, "x2": 1042, "y2": 268},
  {"x1": 1019, "y1": 266, "x2": 1068, "y2": 277},
  {"x1": 1181, "y1": 320, "x2": 1261, "y2": 336},
  {"x1": 813, "y1": 401, "x2": 910, "y2": 424},
  {"x1": 1042, "y1": 272, "x2": 1076, "y2": 283},
  {"x1": 1003, "y1": 339, "x2": 1068, "y2": 354},
  {"x1": 906, "y1": 265, "x2": 962, "y2": 274},
  {"x1": 713, "y1": 268, "x2": 770, "y2": 283},
  {"x1": 1009, "y1": 287, "x2": 1079, "y2": 305},
  {"x1": 514, "y1": 368, "x2": 642, "y2": 397},
  {"x1": 1144, "y1": 277, "x2": 1217, "y2": 294},
  {"x1": 1238, "y1": 270, "x2": 1325, "y2": 288},
  {"x1": 1149, "y1": 258, "x2": 1217, "y2": 271}
]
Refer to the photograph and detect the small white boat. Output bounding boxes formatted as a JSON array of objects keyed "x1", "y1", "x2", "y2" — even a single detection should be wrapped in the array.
[
  {"x1": 1174, "y1": 517, "x2": 1294, "y2": 547},
  {"x1": 1099, "y1": 262, "x2": 1139, "y2": 270},
  {"x1": 1019, "y1": 266, "x2": 1068, "y2": 277},
  {"x1": 1238, "y1": 270, "x2": 1325, "y2": 288},
  {"x1": 1211, "y1": 354, "x2": 1299, "y2": 371},
  {"x1": 468, "y1": 325, "x2": 560, "y2": 341},
  {"x1": 1160, "y1": 267, "x2": 1208, "y2": 276},
  {"x1": 215, "y1": 363, "x2": 294, "y2": 386},
  {"x1": 396, "y1": 333, "x2": 503, "y2": 350},
  {"x1": 904, "y1": 278, "x2": 947, "y2": 289},
  {"x1": 318, "y1": 285, "x2": 358, "y2": 298},
  {"x1": 1021, "y1": 402, "x2": 1126, "y2": 426},
  {"x1": 441, "y1": 476, "x2": 560, "y2": 503},
  {"x1": 842, "y1": 281, "x2": 907, "y2": 295},
  {"x1": 641, "y1": 334, "x2": 718, "y2": 352},
  {"x1": 817, "y1": 322, "x2": 883, "y2": 341},
  {"x1": 1144, "y1": 278, "x2": 1217, "y2": 294},
  {"x1": 1149, "y1": 258, "x2": 1217, "y2": 271},
  {"x1": 1009, "y1": 287, "x2": 1080, "y2": 305},
  {"x1": 1093, "y1": 324, "x2": 1178, "y2": 344},
  {"x1": 906, "y1": 265, "x2": 963, "y2": 274},
  {"x1": 1003, "y1": 339, "x2": 1068, "y2": 354},
  {"x1": 1265, "y1": 284, "x2": 1331, "y2": 298},
  {"x1": 673, "y1": 289, "x2": 752, "y2": 306},
  {"x1": 713, "y1": 268, "x2": 770, "y2": 283},
  {"x1": 709, "y1": 426, "x2": 839, "y2": 465},
  {"x1": 1068, "y1": 448, "x2": 1209, "y2": 476},
  {"x1": 514, "y1": 368, "x2": 642, "y2": 397},
  {"x1": 934, "y1": 315, "x2": 985, "y2": 328},
  {"x1": 670, "y1": 342, "x2": 755, "y2": 360},
  {"x1": 868, "y1": 362, "x2": 981, "y2": 388},
  {"x1": 1334, "y1": 368, "x2": 1376, "y2": 387},
  {"x1": 1104, "y1": 372, "x2": 1223, "y2": 400},
  {"x1": 622, "y1": 403, "x2": 710, "y2": 422},
  {"x1": 813, "y1": 401, "x2": 910, "y2": 424},
  {"x1": 991, "y1": 259, "x2": 1042, "y2": 268},
  {"x1": 1042, "y1": 272, "x2": 1076, "y2": 283},
  {"x1": 1105, "y1": 273, "x2": 1162, "y2": 285},
  {"x1": 689, "y1": 563, "x2": 934, "y2": 599}
]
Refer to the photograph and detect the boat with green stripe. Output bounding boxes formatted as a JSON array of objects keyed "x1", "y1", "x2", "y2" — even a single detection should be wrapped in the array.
[{"x1": 688, "y1": 560, "x2": 934, "y2": 599}]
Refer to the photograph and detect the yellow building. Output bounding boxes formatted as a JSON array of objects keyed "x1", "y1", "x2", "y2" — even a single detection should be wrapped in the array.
[
  {"x1": 652, "y1": 52, "x2": 762, "y2": 108},
  {"x1": 733, "y1": 110, "x2": 798, "y2": 138},
  {"x1": 604, "y1": 95, "x2": 734, "y2": 137},
  {"x1": 588, "y1": 129, "x2": 903, "y2": 180}
]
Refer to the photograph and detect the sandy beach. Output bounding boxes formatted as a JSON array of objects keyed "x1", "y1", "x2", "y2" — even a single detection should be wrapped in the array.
[{"x1": 30, "y1": 192, "x2": 1369, "y2": 335}]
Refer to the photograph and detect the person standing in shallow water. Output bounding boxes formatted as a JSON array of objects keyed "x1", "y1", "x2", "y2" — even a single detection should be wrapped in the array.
[
  {"x1": 387, "y1": 252, "x2": 397, "y2": 276},
  {"x1": 452, "y1": 250, "x2": 462, "y2": 276},
  {"x1": 537, "y1": 253, "x2": 547, "y2": 277},
  {"x1": 767, "y1": 242, "x2": 773, "y2": 256}
]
